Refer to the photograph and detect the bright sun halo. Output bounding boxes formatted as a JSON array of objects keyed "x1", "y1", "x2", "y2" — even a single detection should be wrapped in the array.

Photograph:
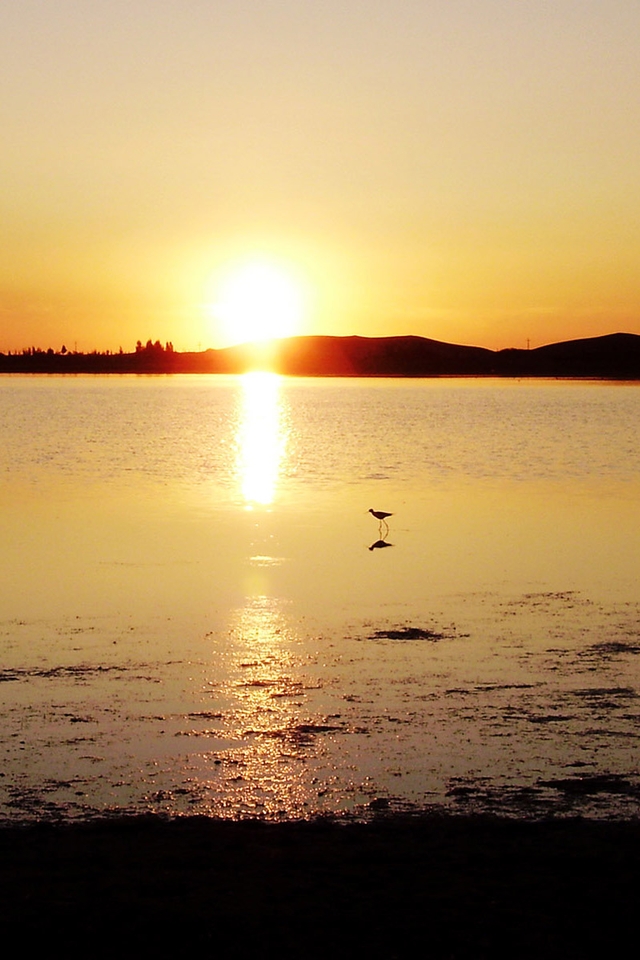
[{"x1": 212, "y1": 262, "x2": 304, "y2": 346}]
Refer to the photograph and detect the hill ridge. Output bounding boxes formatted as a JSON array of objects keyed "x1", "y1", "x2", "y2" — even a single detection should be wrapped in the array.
[{"x1": 2, "y1": 331, "x2": 639, "y2": 378}]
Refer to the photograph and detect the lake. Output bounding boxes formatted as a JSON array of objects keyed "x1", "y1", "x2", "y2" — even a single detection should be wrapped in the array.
[{"x1": 1, "y1": 374, "x2": 640, "y2": 821}]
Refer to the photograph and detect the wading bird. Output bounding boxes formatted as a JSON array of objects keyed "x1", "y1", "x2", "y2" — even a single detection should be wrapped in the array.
[
  {"x1": 369, "y1": 509, "x2": 393, "y2": 537},
  {"x1": 369, "y1": 509, "x2": 393, "y2": 523}
]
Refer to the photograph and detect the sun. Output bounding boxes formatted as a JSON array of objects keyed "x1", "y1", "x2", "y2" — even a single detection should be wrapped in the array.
[{"x1": 211, "y1": 261, "x2": 304, "y2": 346}]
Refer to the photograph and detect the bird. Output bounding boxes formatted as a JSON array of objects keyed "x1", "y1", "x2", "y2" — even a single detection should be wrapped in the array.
[{"x1": 369, "y1": 509, "x2": 393, "y2": 523}]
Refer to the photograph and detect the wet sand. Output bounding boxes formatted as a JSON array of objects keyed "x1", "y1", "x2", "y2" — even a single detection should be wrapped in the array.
[{"x1": 2, "y1": 813, "x2": 639, "y2": 957}]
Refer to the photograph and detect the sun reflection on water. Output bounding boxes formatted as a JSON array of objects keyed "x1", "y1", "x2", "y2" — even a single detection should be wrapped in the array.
[
  {"x1": 209, "y1": 594, "x2": 330, "y2": 818},
  {"x1": 237, "y1": 372, "x2": 286, "y2": 506}
]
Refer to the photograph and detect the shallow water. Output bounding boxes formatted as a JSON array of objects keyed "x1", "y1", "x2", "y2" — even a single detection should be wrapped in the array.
[{"x1": 1, "y1": 375, "x2": 639, "y2": 821}]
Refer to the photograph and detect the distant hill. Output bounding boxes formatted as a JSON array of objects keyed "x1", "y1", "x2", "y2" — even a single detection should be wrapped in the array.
[
  {"x1": 495, "y1": 332, "x2": 640, "y2": 379},
  {"x1": 215, "y1": 334, "x2": 495, "y2": 377},
  {"x1": 2, "y1": 332, "x2": 640, "y2": 378}
]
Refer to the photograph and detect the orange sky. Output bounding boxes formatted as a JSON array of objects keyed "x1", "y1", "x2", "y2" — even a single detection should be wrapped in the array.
[{"x1": 2, "y1": 1, "x2": 640, "y2": 353}]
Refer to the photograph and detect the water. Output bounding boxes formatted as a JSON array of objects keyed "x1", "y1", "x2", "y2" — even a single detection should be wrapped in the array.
[{"x1": 1, "y1": 374, "x2": 640, "y2": 821}]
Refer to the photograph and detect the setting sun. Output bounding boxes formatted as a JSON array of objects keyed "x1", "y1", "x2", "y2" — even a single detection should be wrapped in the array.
[{"x1": 211, "y1": 261, "x2": 305, "y2": 346}]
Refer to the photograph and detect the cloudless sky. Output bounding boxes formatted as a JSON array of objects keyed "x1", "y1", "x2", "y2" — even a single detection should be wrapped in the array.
[{"x1": 2, "y1": 1, "x2": 639, "y2": 352}]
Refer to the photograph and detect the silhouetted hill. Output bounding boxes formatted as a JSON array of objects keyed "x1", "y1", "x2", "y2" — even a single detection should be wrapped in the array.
[
  {"x1": 225, "y1": 332, "x2": 640, "y2": 378},
  {"x1": 1, "y1": 332, "x2": 639, "y2": 378},
  {"x1": 495, "y1": 333, "x2": 640, "y2": 378},
  {"x1": 211, "y1": 335, "x2": 495, "y2": 376},
  {"x1": 277, "y1": 335, "x2": 495, "y2": 376}
]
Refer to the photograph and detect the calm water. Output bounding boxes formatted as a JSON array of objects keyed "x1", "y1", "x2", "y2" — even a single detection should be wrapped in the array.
[{"x1": 1, "y1": 375, "x2": 640, "y2": 821}]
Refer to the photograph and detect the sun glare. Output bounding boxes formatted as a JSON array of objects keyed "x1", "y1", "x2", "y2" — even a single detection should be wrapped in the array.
[{"x1": 212, "y1": 261, "x2": 304, "y2": 346}]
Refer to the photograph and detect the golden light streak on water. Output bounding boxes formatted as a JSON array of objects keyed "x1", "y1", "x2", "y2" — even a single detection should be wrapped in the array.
[
  {"x1": 214, "y1": 594, "x2": 323, "y2": 818},
  {"x1": 237, "y1": 372, "x2": 286, "y2": 506}
]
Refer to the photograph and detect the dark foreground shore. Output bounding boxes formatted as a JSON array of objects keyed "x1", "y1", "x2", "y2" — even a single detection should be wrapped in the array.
[{"x1": 2, "y1": 814, "x2": 639, "y2": 958}]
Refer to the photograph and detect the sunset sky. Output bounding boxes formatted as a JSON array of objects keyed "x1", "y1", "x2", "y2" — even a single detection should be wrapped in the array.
[{"x1": 2, "y1": 1, "x2": 640, "y2": 353}]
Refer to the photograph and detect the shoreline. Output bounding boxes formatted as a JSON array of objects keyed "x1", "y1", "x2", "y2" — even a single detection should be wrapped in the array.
[{"x1": 2, "y1": 811, "x2": 639, "y2": 956}]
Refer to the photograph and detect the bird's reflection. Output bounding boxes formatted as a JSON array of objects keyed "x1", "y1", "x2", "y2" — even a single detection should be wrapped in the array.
[
  {"x1": 369, "y1": 538, "x2": 393, "y2": 551},
  {"x1": 237, "y1": 372, "x2": 286, "y2": 505}
]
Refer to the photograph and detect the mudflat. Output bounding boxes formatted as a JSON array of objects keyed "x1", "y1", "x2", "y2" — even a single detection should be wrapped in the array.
[{"x1": 2, "y1": 813, "x2": 639, "y2": 957}]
